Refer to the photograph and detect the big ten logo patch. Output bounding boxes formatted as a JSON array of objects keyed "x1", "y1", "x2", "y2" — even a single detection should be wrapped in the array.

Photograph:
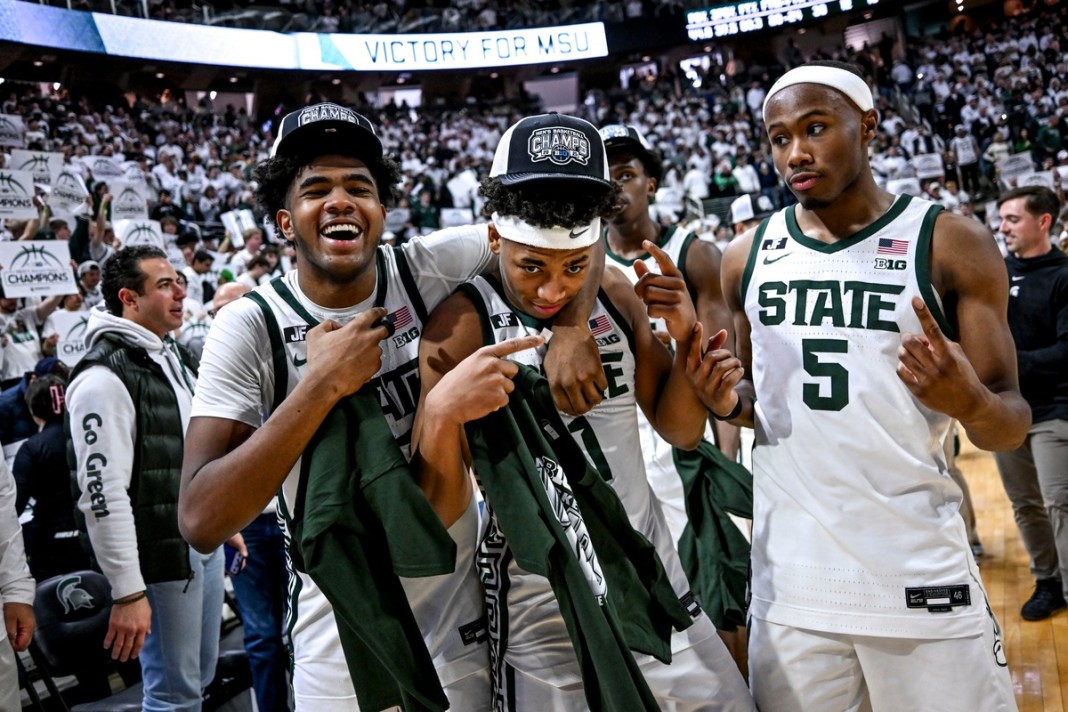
[
  {"x1": 387, "y1": 306, "x2": 418, "y2": 348},
  {"x1": 589, "y1": 313, "x2": 620, "y2": 348},
  {"x1": 874, "y1": 258, "x2": 907, "y2": 271}
]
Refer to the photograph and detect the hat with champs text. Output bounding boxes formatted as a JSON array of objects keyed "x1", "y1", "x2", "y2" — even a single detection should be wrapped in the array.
[
  {"x1": 490, "y1": 112, "x2": 610, "y2": 188},
  {"x1": 271, "y1": 102, "x2": 382, "y2": 161}
]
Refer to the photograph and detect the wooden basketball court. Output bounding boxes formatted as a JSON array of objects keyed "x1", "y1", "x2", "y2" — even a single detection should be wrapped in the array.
[{"x1": 961, "y1": 438, "x2": 1068, "y2": 710}]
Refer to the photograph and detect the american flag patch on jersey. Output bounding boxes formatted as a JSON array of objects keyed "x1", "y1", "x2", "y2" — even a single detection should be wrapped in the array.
[
  {"x1": 589, "y1": 314, "x2": 612, "y2": 336},
  {"x1": 391, "y1": 306, "x2": 413, "y2": 329},
  {"x1": 877, "y1": 238, "x2": 908, "y2": 255}
]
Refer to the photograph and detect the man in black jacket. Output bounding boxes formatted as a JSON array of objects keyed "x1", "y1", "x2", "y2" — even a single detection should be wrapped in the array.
[{"x1": 995, "y1": 185, "x2": 1068, "y2": 621}]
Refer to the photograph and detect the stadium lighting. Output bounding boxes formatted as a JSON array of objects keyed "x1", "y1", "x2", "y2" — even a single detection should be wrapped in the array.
[
  {"x1": 155, "y1": 72, "x2": 165, "y2": 79},
  {"x1": 331, "y1": 78, "x2": 341, "y2": 85},
  {"x1": 32, "y1": 60, "x2": 43, "y2": 67},
  {"x1": 229, "y1": 76, "x2": 238, "y2": 83}
]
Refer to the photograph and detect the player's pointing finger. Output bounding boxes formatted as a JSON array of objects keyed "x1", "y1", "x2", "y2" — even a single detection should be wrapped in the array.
[
  {"x1": 643, "y1": 239, "x2": 682, "y2": 277},
  {"x1": 485, "y1": 334, "x2": 544, "y2": 359},
  {"x1": 911, "y1": 296, "x2": 946, "y2": 345}
]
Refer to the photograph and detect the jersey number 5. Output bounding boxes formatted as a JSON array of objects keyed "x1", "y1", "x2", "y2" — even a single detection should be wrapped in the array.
[{"x1": 802, "y1": 338, "x2": 849, "y2": 411}]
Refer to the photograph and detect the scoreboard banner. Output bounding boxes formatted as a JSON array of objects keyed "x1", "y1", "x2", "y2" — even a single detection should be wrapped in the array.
[
  {"x1": 685, "y1": 0, "x2": 882, "y2": 41},
  {"x1": 0, "y1": 0, "x2": 607, "y2": 71}
]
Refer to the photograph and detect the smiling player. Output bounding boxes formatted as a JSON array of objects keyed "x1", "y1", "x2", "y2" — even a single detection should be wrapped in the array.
[{"x1": 178, "y1": 103, "x2": 607, "y2": 710}]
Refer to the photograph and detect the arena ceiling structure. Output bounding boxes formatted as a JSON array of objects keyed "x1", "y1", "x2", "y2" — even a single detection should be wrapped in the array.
[{"x1": 0, "y1": 0, "x2": 1008, "y2": 119}]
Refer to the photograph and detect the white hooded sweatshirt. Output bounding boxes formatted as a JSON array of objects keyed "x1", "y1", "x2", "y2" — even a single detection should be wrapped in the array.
[{"x1": 67, "y1": 307, "x2": 196, "y2": 598}]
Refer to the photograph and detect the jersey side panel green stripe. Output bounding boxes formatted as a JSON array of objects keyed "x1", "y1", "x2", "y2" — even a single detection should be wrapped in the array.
[
  {"x1": 457, "y1": 282, "x2": 496, "y2": 346},
  {"x1": 740, "y1": 217, "x2": 771, "y2": 305},
  {"x1": 914, "y1": 203, "x2": 955, "y2": 339},
  {"x1": 245, "y1": 291, "x2": 288, "y2": 414}
]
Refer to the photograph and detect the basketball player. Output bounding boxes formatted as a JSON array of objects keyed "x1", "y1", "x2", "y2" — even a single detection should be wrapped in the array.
[
  {"x1": 700, "y1": 61, "x2": 1030, "y2": 710},
  {"x1": 599, "y1": 123, "x2": 738, "y2": 541},
  {"x1": 177, "y1": 103, "x2": 606, "y2": 710},
  {"x1": 412, "y1": 112, "x2": 754, "y2": 711}
]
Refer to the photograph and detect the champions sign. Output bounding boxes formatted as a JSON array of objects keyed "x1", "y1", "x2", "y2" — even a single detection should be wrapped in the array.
[
  {"x1": 10, "y1": 150, "x2": 63, "y2": 186},
  {"x1": 0, "y1": 169, "x2": 38, "y2": 219},
  {"x1": 110, "y1": 180, "x2": 149, "y2": 221},
  {"x1": 49, "y1": 168, "x2": 90, "y2": 214},
  {"x1": 0, "y1": 114, "x2": 25, "y2": 148},
  {"x1": 115, "y1": 219, "x2": 164, "y2": 249},
  {"x1": 50, "y1": 309, "x2": 89, "y2": 366},
  {"x1": 0, "y1": 240, "x2": 77, "y2": 298}
]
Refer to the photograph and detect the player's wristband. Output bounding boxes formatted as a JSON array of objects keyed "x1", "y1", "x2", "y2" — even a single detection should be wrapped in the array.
[
  {"x1": 712, "y1": 397, "x2": 743, "y2": 421},
  {"x1": 113, "y1": 591, "x2": 147, "y2": 606}
]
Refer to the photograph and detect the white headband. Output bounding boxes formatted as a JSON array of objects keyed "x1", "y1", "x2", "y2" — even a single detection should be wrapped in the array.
[
  {"x1": 492, "y1": 213, "x2": 601, "y2": 250},
  {"x1": 762, "y1": 66, "x2": 874, "y2": 120}
]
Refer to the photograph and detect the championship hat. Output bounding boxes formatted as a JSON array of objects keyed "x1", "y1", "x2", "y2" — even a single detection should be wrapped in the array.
[
  {"x1": 490, "y1": 112, "x2": 610, "y2": 189},
  {"x1": 489, "y1": 113, "x2": 610, "y2": 250},
  {"x1": 598, "y1": 124, "x2": 663, "y2": 181},
  {"x1": 270, "y1": 102, "x2": 382, "y2": 161}
]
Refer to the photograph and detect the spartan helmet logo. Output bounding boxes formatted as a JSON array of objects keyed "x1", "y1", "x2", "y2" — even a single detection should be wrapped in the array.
[
  {"x1": 11, "y1": 245, "x2": 63, "y2": 268},
  {"x1": 19, "y1": 154, "x2": 50, "y2": 173},
  {"x1": 115, "y1": 187, "x2": 144, "y2": 212},
  {"x1": 0, "y1": 171, "x2": 29, "y2": 196},
  {"x1": 57, "y1": 575, "x2": 95, "y2": 615}
]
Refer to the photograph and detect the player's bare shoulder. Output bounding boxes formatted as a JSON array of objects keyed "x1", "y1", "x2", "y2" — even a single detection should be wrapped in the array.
[{"x1": 930, "y1": 209, "x2": 1004, "y2": 296}]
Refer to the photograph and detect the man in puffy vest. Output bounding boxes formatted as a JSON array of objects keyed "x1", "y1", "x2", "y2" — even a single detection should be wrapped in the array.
[{"x1": 67, "y1": 245, "x2": 223, "y2": 712}]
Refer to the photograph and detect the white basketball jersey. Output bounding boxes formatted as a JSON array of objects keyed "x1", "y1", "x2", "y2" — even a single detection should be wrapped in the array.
[
  {"x1": 605, "y1": 226, "x2": 713, "y2": 544},
  {"x1": 250, "y1": 252, "x2": 489, "y2": 700},
  {"x1": 743, "y1": 194, "x2": 985, "y2": 639},
  {"x1": 463, "y1": 276, "x2": 709, "y2": 697}
]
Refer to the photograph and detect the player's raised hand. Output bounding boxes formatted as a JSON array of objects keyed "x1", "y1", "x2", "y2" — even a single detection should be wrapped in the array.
[
  {"x1": 685, "y1": 322, "x2": 746, "y2": 417},
  {"x1": 897, "y1": 296, "x2": 982, "y2": 417},
  {"x1": 428, "y1": 334, "x2": 545, "y2": 426},
  {"x1": 633, "y1": 240, "x2": 697, "y2": 344},
  {"x1": 305, "y1": 307, "x2": 390, "y2": 400}
]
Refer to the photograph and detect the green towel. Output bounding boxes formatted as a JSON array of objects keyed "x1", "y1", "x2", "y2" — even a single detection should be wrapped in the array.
[
  {"x1": 674, "y1": 440, "x2": 753, "y2": 632},
  {"x1": 293, "y1": 389, "x2": 457, "y2": 711},
  {"x1": 467, "y1": 365, "x2": 693, "y2": 712}
]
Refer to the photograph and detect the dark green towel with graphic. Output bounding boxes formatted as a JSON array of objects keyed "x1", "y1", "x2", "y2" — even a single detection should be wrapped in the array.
[
  {"x1": 293, "y1": 389, "x2": 456, "y2": 711},
  {"x1": 467, "y1": 365, "x2": 693, "y2": 712}
]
